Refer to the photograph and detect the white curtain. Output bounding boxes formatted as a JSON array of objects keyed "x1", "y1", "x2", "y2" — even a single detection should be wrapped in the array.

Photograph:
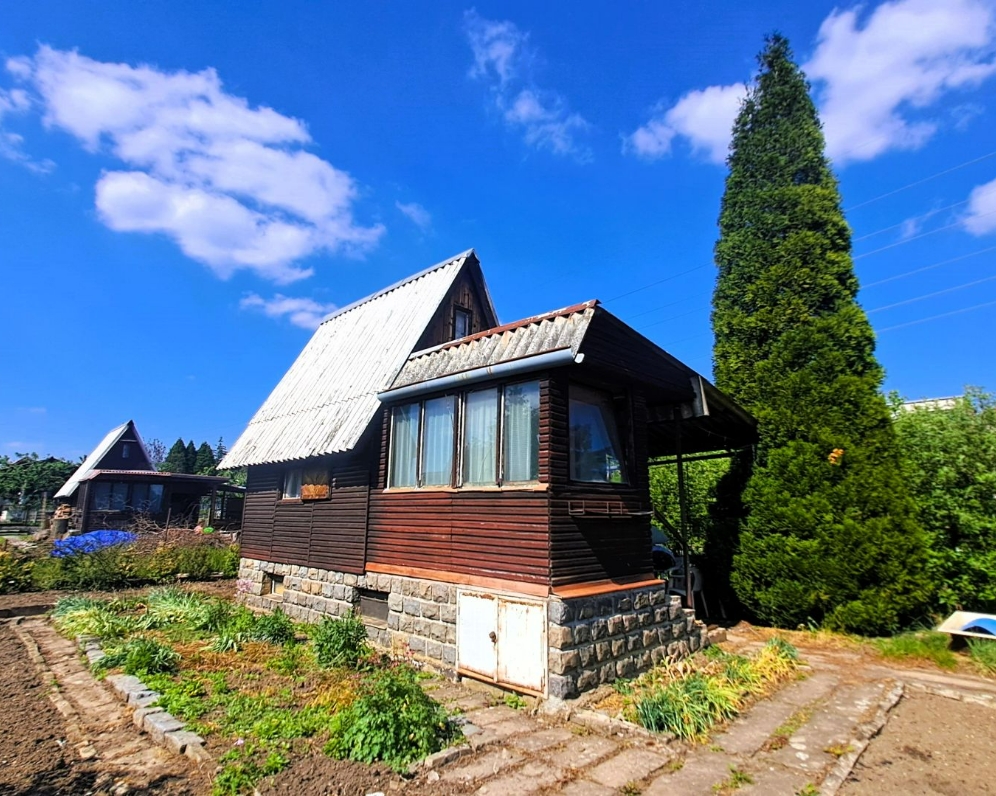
[
  {"x1": 422, "y1": 396, "x2": 455, "y2": 486},
  {"x1": 390, "y1": 403, "x2": 419, "y2": 487},
  {"x1": 503, "y1": 382, "x2": 539, "y2": 482},
  {"x1": 463, "y1": 388, "x2": 498, "y2": 485}
]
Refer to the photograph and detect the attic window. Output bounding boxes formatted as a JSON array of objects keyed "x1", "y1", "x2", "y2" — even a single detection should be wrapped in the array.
[
  {"x1": 122, "y1": 443, "x2": 131, "y2": 459},
  {"x1": 454, "y1": 307, "x2": 472, "y2": 339}
]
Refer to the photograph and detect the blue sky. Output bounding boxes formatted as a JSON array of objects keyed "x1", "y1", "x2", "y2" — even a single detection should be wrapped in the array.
[{"x1": 2, "y1": 0, "x2": 995, "y2": 461}]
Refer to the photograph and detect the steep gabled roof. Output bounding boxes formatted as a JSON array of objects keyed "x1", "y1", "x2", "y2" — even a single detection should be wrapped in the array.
[
  {"x1": 55, "y1": 420, "x2": 153, "y2": 498},
  {"x1": 220, "y1": 250, "x2": 491, "y2": 468}
]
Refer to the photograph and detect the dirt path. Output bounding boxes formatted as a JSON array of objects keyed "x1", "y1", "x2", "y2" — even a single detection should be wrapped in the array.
[{"x1": 1, "y1": 619, "x2": 208, "y2": 796}]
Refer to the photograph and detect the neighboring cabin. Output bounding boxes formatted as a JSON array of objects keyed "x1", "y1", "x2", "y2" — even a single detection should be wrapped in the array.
[
  {"x1": 56, "y1": 420, "x2": 243, "y2": 533},
  {"x1": 222, "y1": 250, "x2": 755, "y2": 697}
]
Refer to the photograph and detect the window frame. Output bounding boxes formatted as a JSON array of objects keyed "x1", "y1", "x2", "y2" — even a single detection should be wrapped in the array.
[
  {"x1": 385, "y1": 379, "x2": 541, "y2": 491},
  {"x1": 567, "y1": 382, "x2": 631, "y2": 486},
  {"x1": 453, "y1": 306, "x2": 473, "y2": 339},
  {"x1": 282, "y1": 468, "x2": 303, "y2": 500}
]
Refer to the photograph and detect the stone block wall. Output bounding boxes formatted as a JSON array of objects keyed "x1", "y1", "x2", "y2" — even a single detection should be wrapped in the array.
[
  {"x1": 238, "y1": 557, "x2": 458, "y2": 670},
  {"x1": 239, "y1": 557, "x2": 707, "y2": 699},
  {"x1": 546, "y1": 586, "x2": 708, "y2": 699}
]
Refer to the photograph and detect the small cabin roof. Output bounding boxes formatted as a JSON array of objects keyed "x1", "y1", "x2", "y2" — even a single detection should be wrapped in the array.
[
  {"x1": 220, "y1": 250, "x2": 493, "y2": 468},
  {"x1": 55, "y1": 420, "x2": 153, "y2": 499}
]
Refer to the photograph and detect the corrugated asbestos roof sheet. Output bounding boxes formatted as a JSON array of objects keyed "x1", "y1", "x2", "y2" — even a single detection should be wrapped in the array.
[
  {"x1": 220, "y1": 251, "x2": 476, "y2": 468},
  {"x1": 392, "y1": 301, "x2": 598, "y2": 389},
  {"x1": 55, "y1": 420, "x2": 153, "y2": 498}
]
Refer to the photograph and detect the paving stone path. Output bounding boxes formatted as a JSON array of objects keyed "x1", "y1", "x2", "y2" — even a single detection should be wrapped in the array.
[{"x1": 11, "y1": 617, "x2": 208, "y2": 794}]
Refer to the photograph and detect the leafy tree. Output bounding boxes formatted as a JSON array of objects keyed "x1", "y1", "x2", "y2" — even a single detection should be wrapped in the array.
[
  {"x1": 194, "y1": 441, "x2": 216, "y2": 475},
  {"x1": 711, "y1": 34, "x2": 930, "y2": 634},
  {"x1": 145, "y1": 438, "x2": 167, "y2": 469},
  {"x1": 893, "y1": 388, "x2": 996, "y2": 613},
  {"x1": 0, "y1": 453, "x2": 76, "y2": 509},
  {"x1": 160, "y1": 439, "x2": 191, "y2": 474},
  {"x1": 184, "y1": 441, "x2": 198, "y2": 474},
  {"x1": 649, "y1": 458, "x2": 729, "y2": 554}
]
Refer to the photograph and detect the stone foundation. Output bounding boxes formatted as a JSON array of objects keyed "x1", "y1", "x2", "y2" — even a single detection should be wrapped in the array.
[
  {"x1": 546, "y1": 586, "x2": 708, "y2": 699},
  {"x1": 238, "y1": 557, "x2": 707, "y2": 697}
]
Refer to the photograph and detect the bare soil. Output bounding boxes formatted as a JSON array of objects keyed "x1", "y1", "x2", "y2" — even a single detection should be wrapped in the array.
[{"x1": 840, "y1": 690, "x2": 996, "y2": 796}]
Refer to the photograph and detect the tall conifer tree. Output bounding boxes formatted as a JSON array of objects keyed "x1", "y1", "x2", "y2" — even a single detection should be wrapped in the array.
[
  {"x1": 712, "y1": 35, "x2": 930, "y2": 633},
  {"x1": 184, "y1": 441, "x2": 198, "y2": 474},
  {"x1": 161, "y1": 439, "x2": 189, "y2": 473},
  {"x1": 194, "y1": 442, "x2": 216, "y2": 475}
]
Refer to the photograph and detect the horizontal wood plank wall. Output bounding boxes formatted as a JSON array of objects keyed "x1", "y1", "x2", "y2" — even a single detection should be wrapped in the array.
[
  {"x1": 547, "y1": 373, "x2": 654, "y2": 586},
  {"x1": 242, "y1": 460, "x2": 369, "y2": 575},
  {"x1": 243, "y1": 465, "x2": 280, "y2": 561},
  {"x1": 414, "y1": 262, "x2": 497, "y2": 351}
]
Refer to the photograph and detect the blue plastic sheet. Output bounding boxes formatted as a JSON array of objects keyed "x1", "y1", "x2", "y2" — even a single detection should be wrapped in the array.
[
  {"x1": 962, "y1": 617, "x2": 996, "y2": 636},
  {"x1": 52, "y1": 530, "x2": 137, "y2": 557}
]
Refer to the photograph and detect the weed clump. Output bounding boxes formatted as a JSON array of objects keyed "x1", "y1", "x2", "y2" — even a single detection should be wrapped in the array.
[{"x1": 313, "y1": 612, "x2": 369, "y2": 669}]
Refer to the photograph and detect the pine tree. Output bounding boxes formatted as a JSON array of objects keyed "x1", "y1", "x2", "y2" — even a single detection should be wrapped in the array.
[
  {"x1": 194, "y1": 441, "x2": 216, "y2": 475},
  {"x1": 711, "y1": 34, "x2": 930, "y2": 634},
  {"x1": 214, "y1": 436, "x2": 227, "y2": 463},
  {"x1": 184, "y1": 441, "x2": 197, "y2": 474},
  {"x1": 161, "y1": 439, "x2": 190, "y2": 473}
]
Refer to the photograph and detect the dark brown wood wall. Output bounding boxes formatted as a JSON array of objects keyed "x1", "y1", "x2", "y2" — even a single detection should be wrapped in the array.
[
  {"x1": 415, "y1": 263, "x2": 497, "y2": 350},
  {"x1": 546, "y1": 373, "x2": 654, "y2": 586},
  {"x1": 242, "y1": 460, "x2": 368, "y2": 574}
]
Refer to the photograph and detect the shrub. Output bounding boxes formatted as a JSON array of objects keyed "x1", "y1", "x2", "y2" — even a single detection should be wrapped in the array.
[
  {"x1": 968, "y1": 638, "x2": 996, "y2": 675},
  {"x1": 52, "y1": 596, "x2": 136, "y2": 639},
  {"x1": 313, "y1": 612, "x2": 369, "y2": 669},
  {"x1": 94, "y1": 637, "x2": 180, "y2": 677},
  {"x1": 325, "y1": 665, "x2": 458, "y2": 769},
  {"x1": 0, "y1": 549, "x2": 34, "y2": 594},
  {"x1": 250, "y1": 608, "x2": 296, "y2": 646}
]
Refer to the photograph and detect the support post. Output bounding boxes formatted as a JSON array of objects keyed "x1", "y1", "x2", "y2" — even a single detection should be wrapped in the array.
[{"x1": 675, "y1": 423, "x2": 693, "y2": 611}]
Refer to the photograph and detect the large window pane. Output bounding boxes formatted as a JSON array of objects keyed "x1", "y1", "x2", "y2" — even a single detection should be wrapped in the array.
[
  {"x1": 422, "y1": 396, "x2": 456, "y2": 486},
  {"x1": 131, "y1": 483, "x2": 150, "y2": 510},
  {"x1": 91, "y1": 482, "x2": 111, "y2": 510},
  {"x1": 389, "y1": 403, "x2": 419, "y2": 487},
  {"x1": 110, "y1": 482, "x2": 129, "y2": 510},
  {"x1": 148, "y1": 484, "x2": 164, "y2": 513},
  {"x1": 462, "y1": 388, "x2": 498, "y2": 485},
  {"x1": 503, "y1": 382, "x2": 540, "y2": 482},
  {"x1": 569, "y1": 385, "x2": 627, "y2": 483}
]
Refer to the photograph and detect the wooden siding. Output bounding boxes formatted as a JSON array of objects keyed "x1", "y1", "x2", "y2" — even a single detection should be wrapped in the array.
[
  {"x1": 415, "y1": 259, "x2": 497, "y2": 350},
  {"x1": 546, "y1": 373, "x2": 654, "y2": 586},
  {"x1": 243, "y1": 460, "x2": 369, "y2": 574}
]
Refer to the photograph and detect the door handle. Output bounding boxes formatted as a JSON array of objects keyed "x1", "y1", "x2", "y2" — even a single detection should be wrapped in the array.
[{"x1": 489, "y1": 631, "x2": 497, "y2": 643}]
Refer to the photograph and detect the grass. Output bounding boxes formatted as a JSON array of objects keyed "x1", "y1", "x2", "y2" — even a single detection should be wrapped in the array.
[
  {"x1": 764, "y1": 704, "x2": 815, "y2": 751},
  {"x1": 50, "y1": 590, "x2": 459, "y2": 794},
  {"x1": 968, "y1": 638, "x2": 996, "y2": 675},
  {"x1": 873, "y1": 631, "x2": 957, "y2": 669},
  {"x1": 624, "y1": 638, "x2": 800, "y2": 740},
  {"x1": 712, "y1": 765, "x2": 753, "y2": 793}
]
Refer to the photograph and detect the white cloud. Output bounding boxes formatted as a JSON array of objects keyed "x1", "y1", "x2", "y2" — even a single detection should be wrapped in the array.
[
  {"x1": 0, "y1": 86, "x2": 54, "y2": 172},
  {"x1": 806, "y1": 0, "x2": 996, "y2": 164},
  {"x1": 395, "y1": 200, "x2": 432, "y2": 231},
  {"x1": 464, "y1": 10, "x2": 591, "y2": 160},
  {"x1": 625, "y1": 0, "x2": 996, "y2": 167},
  {"x1": 963, "y1": 177, "x2": 996, "y2": 235},
  {"x1": 240, "y1": 293, "x2": 338, "y2": 330},
  {"x1": 6, "y1": 46, "x2": 384, "y2": 282},
  {"x1": 625, "y1": 84, "x2": 746, "y2": 164}
]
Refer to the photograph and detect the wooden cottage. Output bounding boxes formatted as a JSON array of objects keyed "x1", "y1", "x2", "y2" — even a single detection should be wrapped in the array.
[
  {"x1": 223, "y1": 250, "x2": 755, "y2": 697},
  {"x1": 56, "y1": 421, "x2": 243, "y2": 533}
]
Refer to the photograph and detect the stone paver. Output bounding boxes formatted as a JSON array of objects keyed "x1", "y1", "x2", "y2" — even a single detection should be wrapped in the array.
[
  {"x1": 642, "y1": 749, "x2": 731, "y2": 796},
  {"x1": 558, "y1": 780, "x2": 618, "y2": 796},
  {"x1": 474, "y1": 760, "x2": 567, "y2": 794},
  {"x1": 585, "y1": 746, "x2": 673, "y2": 789},
  {"x1": 468, "y1": 705, "x2": 524, "y2": 726},
  {"x1": 509, "y1": 726, "x2": 575, "y2": 753},
  {"x1": 560, "y1": 735, "x2": 621, "y2": 769},
  {"x1": 441, "y1": 748, "x2": 524, "y2": 783}
]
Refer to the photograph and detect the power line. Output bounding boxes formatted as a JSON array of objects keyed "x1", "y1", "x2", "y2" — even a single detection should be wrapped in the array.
[
  {"x1": 877, "y1": 299, "x2": 996, "y2": 333},
  {"x1": 863, "y1": 246, "x2": 996, "y2": 289},
  {"x1": 845, "y1": 149, "x2": 996, "y2": 212},
  {"x1": 854, "y1": 208, "x2": 996, "y2": 261},
  {"x1": 868, "y1": 273, "x2": 996, "y2": 314},
  {"x1": 604, "y1": 264, "x2": 708, "y2": 303}
]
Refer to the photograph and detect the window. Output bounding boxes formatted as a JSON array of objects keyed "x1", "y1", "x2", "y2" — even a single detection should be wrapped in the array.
[
  {"x1": 148, "y1": 484, "x2": 164, "y2": 513},
  {"x1": 91, "y1": 482, "x2": 112, "y2": 510},
  {"x1": 454, "y1": 307, "x2": 472, "y2": 339},
  {"x1": 503, "y1": 381, "x2": 540, "y2": 482},
  {"x1": 283, "y1": 468, "x2": 303, "y2": 499},
  {"x1": 387, "y1": 381, "x2": 540, "y2": 489},
  {"x1": 569, "y1": 384, "x2": 628, "y2": 483},
  {"x1": 90, "y1": 481, "x2": 162, "y2": 511},
  {"x1": 122, "y1": 443, "x2": 131, "y2": 459},
  {"x1": 462, "y1": 388, "x2": 498, "y2": 485}
]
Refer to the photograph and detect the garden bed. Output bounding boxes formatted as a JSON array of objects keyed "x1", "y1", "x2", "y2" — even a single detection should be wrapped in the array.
[{"x1": 50, "y1": 588, "x2": 461, "y2": 795}]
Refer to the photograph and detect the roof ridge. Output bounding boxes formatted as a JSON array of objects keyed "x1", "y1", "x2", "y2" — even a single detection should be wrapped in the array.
[
  {"x1": 408, "y1": 299, "x2": 598, "y2": 360},
  {"x1": 318, "y1": 249, "x2": 475, "y2": 326}
]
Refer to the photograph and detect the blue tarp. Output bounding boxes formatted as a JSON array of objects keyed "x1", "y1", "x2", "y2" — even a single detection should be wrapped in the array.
[
  {"x1": 962, "y1": 617, "x2": 996, "y2": 636},
  {"x1": 52, "y1": 530, "x2": 137, "y2": 557}
]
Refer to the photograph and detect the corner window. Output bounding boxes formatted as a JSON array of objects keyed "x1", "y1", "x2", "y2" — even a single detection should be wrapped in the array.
[
  {"x1": 569, "y1": 384, "x2": 628, "y2": 484},
  {"x1": 387, "y1": 380, "x2": 540, "y2": 489},
  {"x1": 454, "y1": 307, "x2": 472, "y2": 339},
  {"x1": 283, "y1": 468, "x2": 303, "y2": 500}
]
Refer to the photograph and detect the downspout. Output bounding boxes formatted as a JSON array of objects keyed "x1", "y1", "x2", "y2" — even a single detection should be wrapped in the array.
[{"x1": 378, "y1": 348, "x2": 584, "y2": 402}]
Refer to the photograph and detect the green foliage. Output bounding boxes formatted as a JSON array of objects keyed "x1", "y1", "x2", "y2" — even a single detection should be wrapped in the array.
[
  {"x1": 0, "y1": 549, "x2": 34, "y2": 593},
  {"x1": 0, "y1": 453, "x2": 76, "y2": 510},
  {"x1": 312, "y1": 612, "x2": 370, "y2": 669},
  {"x1": 250, "y1": 608, "x2": 296, "y2": 646},
  {"x1": 325, "y1": 665, "x2": 458, "y2": 770},
  {"x1": 711, "y1": 34, "x2": 930, "y2": 634},
  {"x1": 160, "y1": 439, "x2": 193, "y2": 474},
  {"x1": 874, "y1": 631, "x2": 957, "y2": 669},
  {"x1": 95, "y1": 636, "x2": 180, "y2": 677},
  {"x1": 892, "y1": 389, "x2": 996, "y2": 613},
  {"x1": 649, "y1": 458, "x2": 730, "y2": 555},
  {"x1": 968, "y1": 638, "x2": 996, "y2": 675},
  {"x1": 194, "y1": 442, "x2": 218, "y2": 475},
  {"x1": 213, "y1": 744, "x2": 290, "y2": 796},
  {"x1": 52, "y1": 596, "x2": 137, "y2": 639}
]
